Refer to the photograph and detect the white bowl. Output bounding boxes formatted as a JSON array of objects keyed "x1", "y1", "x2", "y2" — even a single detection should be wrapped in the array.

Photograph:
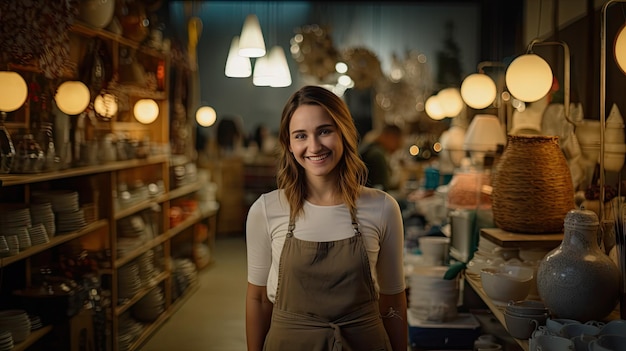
[{"x1": 480, "y1": 267, "x2": 532, "y2": 305}]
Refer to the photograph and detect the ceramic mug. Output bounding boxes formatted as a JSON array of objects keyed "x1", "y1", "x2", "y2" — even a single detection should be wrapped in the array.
[
  {"x1": 598, "y1": 319, "x2": 626, "y2": 336},
  {"x1": 559, "y1": 322, "x2": 600, "y2": 339},
  {"x1": 588, "y1": 334, "x2": 626, "y2": 351},
  {"x1": 570, "y1": 334, "x2": 596, "y2": 351},
  {"x1": 534, "y1": 334, "x2": 574, "y2": 351},
  {"x1": 546, "y1": 318, "x2": 581, "y2": 334}
]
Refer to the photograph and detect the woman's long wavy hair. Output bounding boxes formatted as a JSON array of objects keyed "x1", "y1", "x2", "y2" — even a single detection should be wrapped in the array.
[{"x1": 277, "y1": 85, "x2": 367, "y2": 220}]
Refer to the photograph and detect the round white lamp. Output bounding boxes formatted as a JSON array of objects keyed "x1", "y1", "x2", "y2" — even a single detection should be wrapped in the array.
[
  {"x1": 134, "y1": 99, "x2": 159, "y2": 124},
  {"x1": 614, "y1": 24, "x2": 626, "y2": 74},
  {"x1": 460, "y1": 73, "x2": 497, "y2": 109},
  {"x1": 505, "y1": 53, "x2": 553, "y2": 102},
  {"x1": 196, "y1": 106, "x2": 217, "y2": 127},
  {"x1": 437, "y1": 87, "x2": 464, "y2": 117},
  {"x1": 425, "y1": 95, "x2": 446, "y2": 120},
  {"x1": 94, "y1": 93, "x2": 118, "y2": 118},
  {"x1": 55, "y1": 81, "x2": 91, "y2": 115},
  {"x1": 0, "y1": 71, "x2": 28, "y2": 112}
]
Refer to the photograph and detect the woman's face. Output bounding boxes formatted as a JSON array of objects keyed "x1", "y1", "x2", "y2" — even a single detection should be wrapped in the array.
[{"x1": 288, "y1": 104, "x2": 343, "y2": 179}]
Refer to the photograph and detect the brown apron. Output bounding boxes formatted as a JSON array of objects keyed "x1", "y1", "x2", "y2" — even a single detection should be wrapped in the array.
[{"x1": 263, "y1": 214, "x2": 392, "y2": 351}]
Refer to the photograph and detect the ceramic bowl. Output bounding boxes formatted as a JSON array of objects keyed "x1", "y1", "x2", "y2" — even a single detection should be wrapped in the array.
[
  {"x1": 480, "y1": 267, "x2": 532, "y2": 305},
  {"x1": 506, "y1": 300, "x2": 549, "y2": 316},
  {"x1": 504, "y1": 310, "x2": 547, "y2": 339}
]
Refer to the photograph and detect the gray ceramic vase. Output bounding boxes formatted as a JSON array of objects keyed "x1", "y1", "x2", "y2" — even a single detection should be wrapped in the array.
[{"x1": 536, "y1": 209, "x2": 620, "y2": 321}]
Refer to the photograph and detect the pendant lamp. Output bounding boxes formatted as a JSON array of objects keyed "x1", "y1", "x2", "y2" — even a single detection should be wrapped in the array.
[
  {"x1": 196, "y1": 106, "x2": 217, "y2": 127},
  {"x1": 134, "y1": 99, "x2": 159, "y2": 124},
  {"x1": 460, "y1": 73, "x2": 497, "y2": 109},
  {"x1": 55, "y1": 81, "x2": 91, "y2": 115},
  {"x1": 505, "y1": 53, "x2": 553, "y2": 103},
  {"x1": 268, "y1": 46, "x2": 291, "y2": 88},
  {"x1": 252, "y1": 55, "x2": 272, "y2": 87},
  {"x1": 225, "y1": 36, "x2": 252, "y2": 78},
  {"x1": 239, "y1": 14, "x2": 265, "y2": 58}
]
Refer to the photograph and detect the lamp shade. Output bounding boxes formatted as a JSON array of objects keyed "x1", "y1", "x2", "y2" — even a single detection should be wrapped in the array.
[
  {"x1": 133, "y1": 99, "x2": 159, "y2": 124},
  {"x1": 463, "y1": 114, "x2": 506, "y2": 152},
  {"x1": 425, "y1": 95, "x2": 446, "y2": 120},
  {"x1": 437, "y1": 87, "x2": 464, "y2": 117},
  {"x1": 0, "y1": 71, "x2": 28, "y2": 112},
  {"x1": 196, "y1": 106, "x2": 217, "y2": 127},
  {"x1": 615, "y1": 24, "x2": 626, "y2": 74},
  {"x1": 268, "y1": 46, "x2": 292, "y2": 88},
  {"x1": 505, "y1": 53, "x2": 553, "y2": 102},
  {"x1": 252, "y1": 55, "x2": 272, "y2": 87},
  {"x1": 94, "y1": 93, "x2": 118, "y2": 118},
  {"x1": 239, "y1": 14, "x2": 266, "y2": 58},
  {"x1": 225, "y1": 36, "x2": 252, "y2": 78},
  {"x1": 460, "y1": 73, "x2": 497, "y2": 109},
  {"x1": 55, "y1": 81, "x2": 90, "y2": 115}
]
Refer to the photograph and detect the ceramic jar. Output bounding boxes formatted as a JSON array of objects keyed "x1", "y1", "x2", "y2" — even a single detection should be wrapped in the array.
[{"x1": 536, "y1": 209, "x2": 619, "y2": 321}]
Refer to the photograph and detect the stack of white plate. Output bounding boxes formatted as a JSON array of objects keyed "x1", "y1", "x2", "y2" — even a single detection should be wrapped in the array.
[
  {"x1": 32, "y1": 191, "x2": 86, "y2": 233},
  {"x1": 0, "y1": 310, "x2": 31, "y2": 343},
  {"x1": 28, "y1": 315, "x2": 42, "y2": 330},
  {"x1": 0, "y1": 330, "x2": 13, "y2": 351},
  {"x1": 118, "y1": 262, "x2": 142, "y2": 299},
  {"x1": 55, "y1": 208, "x2": 87, "y2": 233},
  {"x1": 30, "y1": 202, "x2": 55, "y2": 238},
  {"x1": 28, "y1": 223, "x2": 49, "y2": 246},
  {"x1": 31, "y1": 190, "x2": 79, "y2": 213},
  {"x1": 407, "y1": 266, "x2": 459, "y2": 323},
  {"x1": 137, "y1": 250, "x2": 158, "y2": 284},
  {"x1": 174, "y1": 258, "x2": 198, "y2": 287},
  {"x1": 3, "y1": 227, "x2": 31, "y2": 252},
  {"x1": 0, "y1": 205, "x2": 32, "y2": 240},
  {"x1": 117, "y1": 313, "x2": 143, "y2": 351},
  {"x1": 131, "y1": 287, "x2": 165, "y2": 322},
  {"x1": 116, "y1": 238, "x2": 143, "y2": 258},
  {"x1": 118, "y1": 215, "x2": 146, "y2": 238}
]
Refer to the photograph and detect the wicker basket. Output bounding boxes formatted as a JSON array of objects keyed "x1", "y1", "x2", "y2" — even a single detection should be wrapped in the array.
[{"x1": 492, "y1": 135, "x2": 575, "y2": 233}]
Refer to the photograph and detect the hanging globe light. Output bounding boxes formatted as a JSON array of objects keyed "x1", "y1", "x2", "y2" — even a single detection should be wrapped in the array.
[{"x1": 505, "y1": 54, "x2": 553, "y2": 102}]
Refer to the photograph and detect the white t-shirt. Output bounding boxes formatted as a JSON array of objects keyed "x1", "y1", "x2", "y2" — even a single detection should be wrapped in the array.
[{"x1": 246, "y1": 187, "x2": 406, "y2": 303}]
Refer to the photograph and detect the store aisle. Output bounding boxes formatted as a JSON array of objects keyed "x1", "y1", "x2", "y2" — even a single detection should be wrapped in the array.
[{"x1": 140, "y1": 235, "x2": 248, "y2": 351}]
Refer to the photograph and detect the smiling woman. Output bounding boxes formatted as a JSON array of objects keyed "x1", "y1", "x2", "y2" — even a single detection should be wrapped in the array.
[{"x1": 245, "y1": 85, "x2": 407, "y2": 351}]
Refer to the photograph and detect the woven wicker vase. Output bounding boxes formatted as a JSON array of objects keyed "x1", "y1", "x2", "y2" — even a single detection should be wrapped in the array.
[{"x1": 492, "y1": 135, "x2": 575, "y2": 233}]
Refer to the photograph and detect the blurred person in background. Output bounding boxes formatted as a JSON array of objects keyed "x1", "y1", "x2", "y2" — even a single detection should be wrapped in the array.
[{"x1": 359, "y1": 124, "x2": 404, "y2": 192}]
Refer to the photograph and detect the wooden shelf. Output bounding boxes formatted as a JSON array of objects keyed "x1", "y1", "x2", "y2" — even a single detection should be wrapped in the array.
[
  {"x1": 0, "y1": 220, "x2": 108, "y2": 268},
  {"x1": 12, "y1": 325, "x2": 53, "y2": 351},
  {"x1": 465, "y1": 273, "x2": 530, "y2": 350},
  {"x1": 0, "y1": 155, "x2": 168, "y2": 187},
  {"x1": 480, "y1": 228, "x2": 563, "y2": 249}
]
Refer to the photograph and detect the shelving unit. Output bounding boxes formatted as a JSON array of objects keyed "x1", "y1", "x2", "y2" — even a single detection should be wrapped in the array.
[
  {"x1": 0, "y1": 18, "x2": 217, "y2": 351},
  {"x1": 467, "y1": 228, "x2": 621, "y2": 351}
]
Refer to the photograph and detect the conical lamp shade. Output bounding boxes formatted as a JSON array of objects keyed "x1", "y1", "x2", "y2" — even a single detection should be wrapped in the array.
[
  {"x1": 239, "y1": 14, "x2": 265, "y2": 58},
  {"x1": 225, "y1": 36, "x2": 252, "y2": 78},
  {"x1": 269, "y1": 46, "x2": 291, "y2": 87},
  {"x1": 253, "y1": 55, "x2": 272, "y2": 87}
]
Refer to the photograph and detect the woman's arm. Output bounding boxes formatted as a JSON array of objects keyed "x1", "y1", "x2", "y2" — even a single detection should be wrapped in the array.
[
  {"x1": 246, "y1": 283, "x2": 273, "y2": 351},
  {"x1": 379, "y1": 291, "x2": 408, "y2": 351}
]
